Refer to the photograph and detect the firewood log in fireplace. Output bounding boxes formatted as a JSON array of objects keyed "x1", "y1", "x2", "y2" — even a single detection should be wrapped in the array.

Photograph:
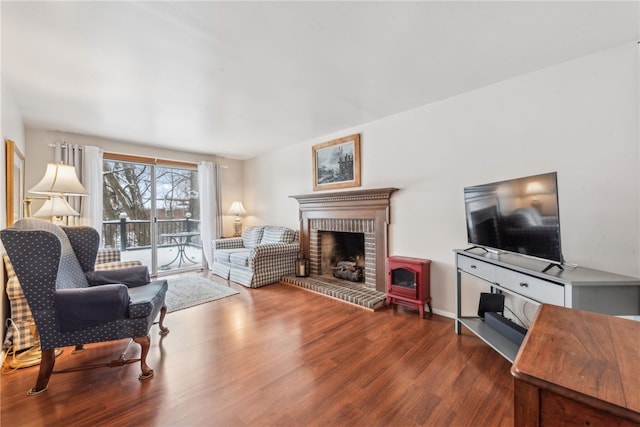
[{"x1": 332, "y1": 261, "x2": 364, "y2": 282}]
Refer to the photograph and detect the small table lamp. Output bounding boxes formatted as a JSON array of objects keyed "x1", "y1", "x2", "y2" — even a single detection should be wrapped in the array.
[
  {"x1": 228, "y1": 201, "x2": 246, "y2": 237},
  {"x1": 32, "y1": 196, "x2": 80, "y2": 225},
  {"x1": 28, "y1": 162, "x2": 87, "y2": 223}
]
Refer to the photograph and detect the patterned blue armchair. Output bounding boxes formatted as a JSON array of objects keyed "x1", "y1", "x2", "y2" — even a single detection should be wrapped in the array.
[
  {"x1": 2, "y1": 248, "x2": 144, "y2": 355},
  {"x1": 0, "y1": 218, "x2": 169, "y2": 395}
]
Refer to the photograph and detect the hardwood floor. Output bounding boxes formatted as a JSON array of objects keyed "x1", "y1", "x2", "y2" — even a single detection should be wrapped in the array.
[{"x1": 1, "y1": 275, "x2": 514, "y2": 426}]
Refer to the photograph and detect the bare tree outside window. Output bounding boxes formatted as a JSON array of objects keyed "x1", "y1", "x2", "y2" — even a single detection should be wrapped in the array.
[
  {"x1": 103, "y1": 161, "x2": 151, "y2": 220},
  {"x1": 156, "y1": 166, "x2": 200, "y2": 221}
]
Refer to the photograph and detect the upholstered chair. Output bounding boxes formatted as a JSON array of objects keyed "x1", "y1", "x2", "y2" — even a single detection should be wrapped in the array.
[{"x1": 1, "y1": 218, "x2": 169, "y2": 395}]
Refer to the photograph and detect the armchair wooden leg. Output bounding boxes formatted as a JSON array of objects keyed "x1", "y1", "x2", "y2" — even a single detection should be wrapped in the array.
[
  {"x1": 158, "y1": 305, "x2": 169, "y2": 336},
  {"x1": 28, "y1": 348, "x2": 56, "y2": 396},
  {"x1": 133, "y1": 335, "x2": 154, "y2": 380}
]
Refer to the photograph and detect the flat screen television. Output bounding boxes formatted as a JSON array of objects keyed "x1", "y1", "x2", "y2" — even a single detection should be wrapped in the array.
[{"x1": 463, "y1": 172, "x2": 564, "y2": 264}]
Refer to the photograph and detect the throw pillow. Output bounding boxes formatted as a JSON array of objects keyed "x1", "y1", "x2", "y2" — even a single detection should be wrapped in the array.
[
  {"x1": 260, "y1": 227, "x2": 286, "y2": 244},
  {"x1": 242, "y1": 226, "x2": 264, "y2": 249},
  {"x1": 282, "y1": 228, "x2": 297, "y2": 243}
]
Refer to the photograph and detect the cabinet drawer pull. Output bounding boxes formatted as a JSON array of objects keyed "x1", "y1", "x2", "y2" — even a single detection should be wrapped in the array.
[
  {"x1": 470, "y1": 265, "x2": 477, "y2": 269},
  {"x1": 519, "y1": 282, "x2": 529, "y2": 288}
]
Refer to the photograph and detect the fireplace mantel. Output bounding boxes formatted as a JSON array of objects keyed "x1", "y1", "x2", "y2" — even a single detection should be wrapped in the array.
[
  {"x1": 290, "y1": 187, "x2": 398, "y2": 206},
  {"x1": 290, "y1": 188, "x2": 398, "y2": 291}
]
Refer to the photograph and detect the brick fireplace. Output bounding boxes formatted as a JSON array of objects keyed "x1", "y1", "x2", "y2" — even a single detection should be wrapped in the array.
[
  {"x1": 290, "y1": 188, "x2": 398, "y2": 292},
  {"x1": 311, "y1": 220, "x2": 373, "y2": 287}
]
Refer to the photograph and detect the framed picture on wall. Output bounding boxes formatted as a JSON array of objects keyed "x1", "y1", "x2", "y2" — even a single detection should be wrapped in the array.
[
  {"x1": 312, "y1": 133, "x2": 361, "y2": 191},
  {"x1": 5, "y1": 139, "x2": 25, "y2": 227}
]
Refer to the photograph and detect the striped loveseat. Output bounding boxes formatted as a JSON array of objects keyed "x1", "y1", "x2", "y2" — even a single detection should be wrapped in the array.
[{"x1": 211, "y1": 226, "x2": 299, "y2": 288}]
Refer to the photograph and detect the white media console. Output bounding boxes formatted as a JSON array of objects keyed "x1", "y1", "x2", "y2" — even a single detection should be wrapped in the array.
[{"x1": 455, "y1": 248, "x2": 640, "y2": 362}]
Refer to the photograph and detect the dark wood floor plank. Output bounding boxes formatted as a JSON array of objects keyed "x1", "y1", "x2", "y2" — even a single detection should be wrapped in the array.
[{"x1": 1, "y1": 277, "x2": 513, "y2": 426}]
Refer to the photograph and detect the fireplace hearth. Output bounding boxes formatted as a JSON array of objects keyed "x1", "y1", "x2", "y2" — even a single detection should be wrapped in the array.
[{"x1": 281, "y1": 275, "x2": 387, "y2": 310}]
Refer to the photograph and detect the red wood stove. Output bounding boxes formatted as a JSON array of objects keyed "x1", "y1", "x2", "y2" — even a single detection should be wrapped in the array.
[{"x1": 386, "y1": 256, "x2": 432, "y2": 318}]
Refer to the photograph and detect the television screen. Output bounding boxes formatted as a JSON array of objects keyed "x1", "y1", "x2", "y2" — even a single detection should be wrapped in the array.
[{"x1": 463, "y1": 172, "x2": 563, "y2": 263}]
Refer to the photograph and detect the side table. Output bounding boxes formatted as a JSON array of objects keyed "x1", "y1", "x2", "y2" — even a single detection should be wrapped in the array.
[{"x1": 512, "y1": 304, "x2": 640, "y2": 426}]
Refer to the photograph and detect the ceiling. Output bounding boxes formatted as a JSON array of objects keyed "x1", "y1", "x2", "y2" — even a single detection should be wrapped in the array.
[{"x1": 2, "y1": 1, "x2": 639, "y2": 160}]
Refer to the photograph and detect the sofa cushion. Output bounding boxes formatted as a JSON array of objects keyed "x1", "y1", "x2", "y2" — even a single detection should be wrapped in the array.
[
  {"x1": 2, "y1": 254, "x2": 35, "y2": 351},
  {"x1": 127, "y1": 279, "x2": 168, "y2": 319},
  {"x1": 215, "y1": 248, "x2": 249, "y2": 263},
  {"x1": 260, "y1": 227, "x2": 298, "y2": 244},
  {"x1": 229, "y1": 251, "x2": 251, "y2": 267},
  {"x1": 242, "y1": 226, "x2": 264, "y2": 249},
  {"x1": 96, "y1": 248, "x2": 121, "y2": 264},
  {"x1": 95, "y1": 260, "x2": 143, "y2": 271},
  {"x1": 260, "y1": 227, "x2": 286, "y2": 244}
]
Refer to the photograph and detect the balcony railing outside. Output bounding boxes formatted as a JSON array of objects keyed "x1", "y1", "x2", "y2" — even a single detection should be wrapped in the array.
[{"x1": 102, "y1": 218, "x2": 202, "y2": 251}]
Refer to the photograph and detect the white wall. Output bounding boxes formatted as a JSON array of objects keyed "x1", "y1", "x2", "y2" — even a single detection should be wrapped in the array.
[
  {"x1": 244, "y1": 42, "x2": 640, "y2": 317},
  {"x1": 24, "y1": 129, "x2": 245, "y2": 237}
]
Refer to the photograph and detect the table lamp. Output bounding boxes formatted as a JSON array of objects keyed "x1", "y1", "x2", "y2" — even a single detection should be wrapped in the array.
[
  {"x1": 27, "y1": 162, "x2": 87, "y2": 223},
  {"x1": 228, "y1": 201, "x2": 246, "y2": 237}
]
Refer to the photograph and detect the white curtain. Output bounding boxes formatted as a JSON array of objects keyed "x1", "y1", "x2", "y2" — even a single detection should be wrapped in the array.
[
  {"x1": 81, "y1": 146, "x2": 104, "y2": 234},
  {"x1": 198, "y1": 161, "x2": 222, "y2": 268},
  {"x1": 55, "y1": 143, "x2": 104, "y2": 241}
]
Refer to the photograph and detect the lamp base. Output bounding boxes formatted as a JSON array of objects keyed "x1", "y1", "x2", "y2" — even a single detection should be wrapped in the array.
[
  {"x1": 7, "y1": 346, "x2": 63, "y2": 369},
  {"x1": 233, "y1": 218, "x2": 243, "y2": 237}
]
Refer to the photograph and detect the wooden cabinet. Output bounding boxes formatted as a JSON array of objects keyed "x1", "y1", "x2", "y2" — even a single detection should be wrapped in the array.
[
  {"x1": 512, "y1": 304, "x2": 640, "y2": 426},
  {"x1": 386, "y1": 256, "x2": 431, "y2": 318}
]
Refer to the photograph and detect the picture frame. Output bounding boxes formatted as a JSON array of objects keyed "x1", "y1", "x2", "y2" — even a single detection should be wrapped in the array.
[
  {"x1": 5, "y1": 139, "x2": 25, "y2": 227},
  {"x1": 312, "y1": 133, "x2": 361, "y2": 191}
]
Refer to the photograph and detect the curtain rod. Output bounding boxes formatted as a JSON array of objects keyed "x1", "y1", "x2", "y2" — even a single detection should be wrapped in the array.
[
  {"x1": 48, "y1": 142, "x2": 83, "y2": 149},
  {"x1": 50, "y1": 143, "x2": 228, "y2": 168}
]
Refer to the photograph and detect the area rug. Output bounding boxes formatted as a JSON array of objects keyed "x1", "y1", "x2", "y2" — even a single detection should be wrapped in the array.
[{"x1": 165, "y1": 275, "x2": 239, "y2": 313}]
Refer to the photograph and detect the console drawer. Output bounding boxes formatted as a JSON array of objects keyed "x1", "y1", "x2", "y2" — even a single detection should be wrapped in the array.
[
  {"x1": 457, "y1": 255, "x2": 496, "y2": 283},
  {"x1": 496, "y1": 268, "x2": 564, "y2": 306}
]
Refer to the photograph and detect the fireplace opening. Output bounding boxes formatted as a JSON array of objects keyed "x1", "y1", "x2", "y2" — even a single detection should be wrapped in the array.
[{"x1": 319, "y1": 231, "x2": 365, "y2": 282}]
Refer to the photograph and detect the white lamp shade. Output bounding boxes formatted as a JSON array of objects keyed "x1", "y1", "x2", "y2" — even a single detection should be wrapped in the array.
[
  {"x1": 228, "y1": 201, "x2": 246, "y2": 215},
  {"x1": 29, "y1": 163, "x2": 88, "y2": 196},
  {"x1": 32, "y1": 196, "x2": 80, "y2": 218}
]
